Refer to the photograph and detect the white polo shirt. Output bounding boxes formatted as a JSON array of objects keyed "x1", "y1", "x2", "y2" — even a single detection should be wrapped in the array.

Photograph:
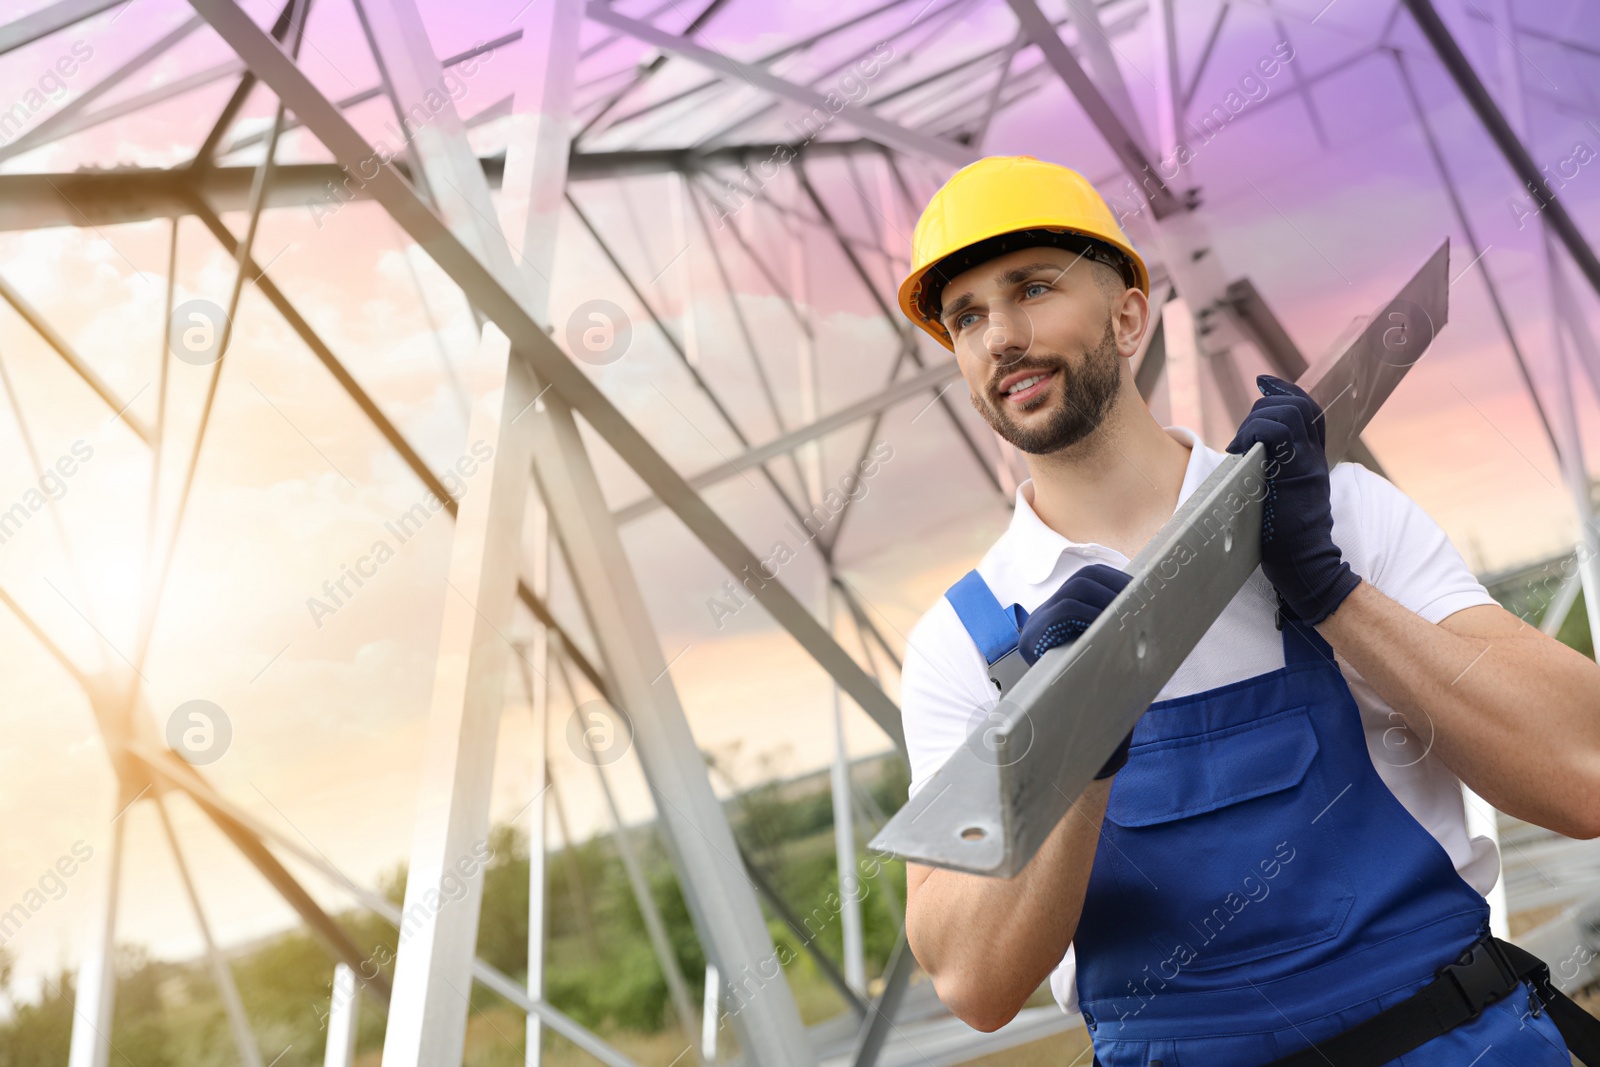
[{"x1": 899, "y1": 426, "x2": 1502, "y2": 1014}]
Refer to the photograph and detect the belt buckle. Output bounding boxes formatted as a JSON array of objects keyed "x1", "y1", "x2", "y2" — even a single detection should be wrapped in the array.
[{"x1": 1436, "y1": 938, "x2": 1515, "y2": 1019}]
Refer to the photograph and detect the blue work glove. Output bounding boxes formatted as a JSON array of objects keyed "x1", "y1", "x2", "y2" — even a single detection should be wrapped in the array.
[
  {"x1": 1225, "y1": 374, "x2": 1361, "y2": 625},
  {"x1": 1018, "y1": 564, "x2": 1134, "y2": 779}
]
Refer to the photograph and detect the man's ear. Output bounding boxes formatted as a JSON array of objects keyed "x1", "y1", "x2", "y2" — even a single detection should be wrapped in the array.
[{"x1": 1113, "y1": 287, "x2": 1150, "y2": 358}]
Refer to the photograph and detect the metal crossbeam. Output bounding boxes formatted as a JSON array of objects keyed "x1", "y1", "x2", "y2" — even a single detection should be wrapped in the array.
[
  {"x1": 10, "y1": 32, "x2": 520, "y2": 162},
  {"x1": 599, "y1": 0, "x2": 926, "y2": 131},
  {"x1": 872, "y1": 239, "x2": 1450, "y2": 876},
  {"x1": 1005, "y1": 0, "x2": 1182, "y2": 218},
  {"x1": 584, "y1": 3, "x2": 975, "y2": 167},
  {"x1": 154, "y1": 793, "x2": 266, "y2": 1067},
  {"x1": 850, "y1": 928, "x2": 915, "y2": 1067},
  {"x1": 149, "y1": 745, "x2": 396, "y2": 1001},
  {"x1": 0, "y1": 141, "x2": 906, "y2": 233},
  {"x1": 0, "y1": 14, "x2": 208, "y2": 163},
  {"x1": 0, "y1": 0, "x2": 122, "y2": 55},
  {"x1": 613, "y1": 358, "x2": 959, "y2": 524},
  {"x1": 1060, "y1": 0, "x2": 1149, "y2": 159},
  {"x1": 0, "y1": 272, "x2": 151, "y2": 442}
]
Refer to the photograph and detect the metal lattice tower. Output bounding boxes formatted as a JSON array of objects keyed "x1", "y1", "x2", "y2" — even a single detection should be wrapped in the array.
[{"x1": 0, "y1": 1, "x2": 1598, "y2": 1065}]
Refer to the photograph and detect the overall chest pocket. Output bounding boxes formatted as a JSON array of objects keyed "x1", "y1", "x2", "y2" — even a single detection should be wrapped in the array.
[{"x1": 1097, "y1": 707, "x2": 1356, "y2": 974}]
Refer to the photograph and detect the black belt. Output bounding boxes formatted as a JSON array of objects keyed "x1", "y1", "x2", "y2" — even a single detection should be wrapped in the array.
[{"x1": 1259, "y1": 935, "x2": 1600, "y2": 1066}]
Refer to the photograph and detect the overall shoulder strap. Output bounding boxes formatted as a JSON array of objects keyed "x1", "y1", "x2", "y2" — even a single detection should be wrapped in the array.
[
  {"x1": 1279, "y1": 600, "x2": 1337, "y2": 669},
  {"x1": 944, "y1": 570, "x2": 1028, "y2": 666}
]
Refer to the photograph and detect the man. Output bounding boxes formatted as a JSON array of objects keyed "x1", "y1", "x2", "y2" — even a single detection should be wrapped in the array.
[{"x1": 895, "y1": 155, "x2": 1600, "y2": 1065}]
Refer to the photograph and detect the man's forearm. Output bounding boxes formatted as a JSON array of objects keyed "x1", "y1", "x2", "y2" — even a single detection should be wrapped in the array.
[
  {"x1": 1316, "y1": 579, "x2": 1600, "y2": 837},
  {"x1": 906, "y1": 777, "x2": 1110, "y2": 1031}
]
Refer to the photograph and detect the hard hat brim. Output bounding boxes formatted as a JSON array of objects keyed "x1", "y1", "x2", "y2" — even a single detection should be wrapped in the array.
[{"x1": 898, "y1": 224, "x2": 1150, "y2": 350}]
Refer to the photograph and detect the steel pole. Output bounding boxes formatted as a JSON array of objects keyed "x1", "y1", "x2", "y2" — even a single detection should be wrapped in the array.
[
  {"x1": 1401, "y1": 0, "x2": 1600, "y2": 301},
  {"x1": 67, "y1": 799, "x2": 127, "y2": 1067}
]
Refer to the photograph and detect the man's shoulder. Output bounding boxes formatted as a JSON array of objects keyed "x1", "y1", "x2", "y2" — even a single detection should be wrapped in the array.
[
  {"x1": 904, "y1": 549, "x2": 1023, "y2": 702},
  {"x1": 907, "y1": 587, "x2": 963, "y2": 655},
  {"x1": 906, "y1": 572, "x2": 985, "y2": 668},
  {"x1": 1325, "y1": 460, "x2": 1495, "y2": 621},
  {"x1": 907, "y1": 539, "x2": 1030, "y2": 650},
  {"x1": 902, "y1": 573, "x2": 1000, "y2": 794},
  {"x1": 1326, "y1": 459, "x2": 1412, "y2": 541},
  {"x1": 1328, "y1": 458, "x2": 1390, "y2": 498}
]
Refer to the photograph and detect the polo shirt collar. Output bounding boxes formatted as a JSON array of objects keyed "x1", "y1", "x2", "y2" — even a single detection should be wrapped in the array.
[{"x1": 1007, "y1": 425, "x2": 1217, "y2": 586}]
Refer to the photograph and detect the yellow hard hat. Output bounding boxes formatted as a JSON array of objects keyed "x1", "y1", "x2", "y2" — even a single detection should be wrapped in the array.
[{"x1": 897, "y1": 155, "x2": 1149, "y2": 350}]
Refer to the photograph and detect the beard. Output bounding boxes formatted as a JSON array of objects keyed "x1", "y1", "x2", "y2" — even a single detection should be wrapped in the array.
[{"x1": 971, "y1": 317, "x2": 1122, "y2": 454}]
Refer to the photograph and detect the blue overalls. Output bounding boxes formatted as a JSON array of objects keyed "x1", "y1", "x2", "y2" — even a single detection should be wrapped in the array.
[{"x1": 944, "y1": 569, "x2": 1572, "y2": 1066}]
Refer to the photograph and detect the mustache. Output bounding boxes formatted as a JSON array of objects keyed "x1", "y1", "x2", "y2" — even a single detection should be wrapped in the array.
[{"x1": 989, "y1": 358, "x2": 1066, "y2": 395}]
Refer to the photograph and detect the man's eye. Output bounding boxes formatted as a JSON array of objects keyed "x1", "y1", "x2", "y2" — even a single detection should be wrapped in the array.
[
  {"x1": 954, "y1": 312, "x2": 980, "y2": 330},
  {"x1": 1023, "y1": 282, "x2": 1050, "y2": 298}
]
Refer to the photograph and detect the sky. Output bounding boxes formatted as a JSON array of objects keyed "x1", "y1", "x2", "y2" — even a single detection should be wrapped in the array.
[{"x1": 0, "y1": 0, "x2": 1598, "y2": 1008}]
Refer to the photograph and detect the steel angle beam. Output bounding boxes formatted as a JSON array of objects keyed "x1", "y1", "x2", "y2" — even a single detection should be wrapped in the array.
[
  {"x1": 324, "y1": 965, "x2": 360, "y2": 1067},
  {"x1": 872, "y1": 239, "x2": 1450, "y2": 876},
  {"x1": 1224, "y1": 277, "x2": 1387, "y2": 477},
  {"x1": 851, "y1": 927, "x2": 915, "y2": 1067}
]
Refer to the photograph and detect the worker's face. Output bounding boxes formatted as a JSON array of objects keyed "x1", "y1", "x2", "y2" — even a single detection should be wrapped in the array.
[{"x1": 936, "y1": 246, "x2": 1147, "y2": 454}]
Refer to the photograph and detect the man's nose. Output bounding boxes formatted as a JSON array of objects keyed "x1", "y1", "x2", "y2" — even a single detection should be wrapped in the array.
[{"x1": 983, "y1": 310, "x2": 1026, "y2": 362}]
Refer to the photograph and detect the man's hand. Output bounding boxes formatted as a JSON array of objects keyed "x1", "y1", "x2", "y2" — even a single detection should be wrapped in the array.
[
  {"x1": 1018, "y1": 563, "x2": 1133, "y2": 779},
  {"x1": 1226, "y1": 374, "x2": 1361, "y2": 625}
]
